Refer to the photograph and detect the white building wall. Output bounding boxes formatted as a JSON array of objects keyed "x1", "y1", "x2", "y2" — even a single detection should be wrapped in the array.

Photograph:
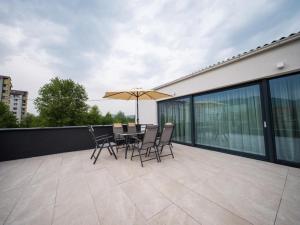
[
  {"x1": 139, "y1": 38, "x2": 300, "y2": 124},
  {"x1": 0, "y1": 78, "x2": 3, "y2": 100},
  {"x1": 10, "y1": 94, "x2": 23, "y2": 121}
]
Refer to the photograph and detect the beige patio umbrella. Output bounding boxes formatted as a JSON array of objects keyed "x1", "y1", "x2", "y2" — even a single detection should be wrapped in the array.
[{"x1": 103, "y1": 88, "x2": 172, "y2": 124}]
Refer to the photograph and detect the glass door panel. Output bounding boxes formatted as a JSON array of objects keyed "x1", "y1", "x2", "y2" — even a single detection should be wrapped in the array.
[
  {"x1": 194, "y1": 84, "x2": 265, "y2": 156},
  {"x1": 269, "y1": 74, "x2": 300, "y2": 163},
  {"x1": 158, "y1": 97, "x2": 192, "y2": 143}
]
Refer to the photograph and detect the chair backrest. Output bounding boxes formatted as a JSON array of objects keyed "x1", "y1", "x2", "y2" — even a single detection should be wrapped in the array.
[
  {"x1": 127, "y1": 123, "x2": 137, "y2": 133},
  {"x1": 159, "y1": 123, "x2": 174, "y2": 145},
  {"x1": 140, "y1": 124, "x2": 147, "y2": 132},
  {"x1": 113, "y1": 123, "x2": 123, "y2": 139},
  {"x1": 141, "y1": 125, "x2": 158, "y2": 148},
  {"x1": 88, "y1": 125, "x2": 96, "y2": 143}
]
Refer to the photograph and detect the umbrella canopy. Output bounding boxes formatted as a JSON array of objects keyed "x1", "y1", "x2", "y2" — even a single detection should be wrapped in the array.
[{"x1": 103, "y1": 88, "x2": 172, "y2": 124}]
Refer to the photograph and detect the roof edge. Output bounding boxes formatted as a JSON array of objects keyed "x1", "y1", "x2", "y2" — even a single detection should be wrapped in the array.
[{"x1": 154, "y1": 31, "x2": 300, "y2": 90}]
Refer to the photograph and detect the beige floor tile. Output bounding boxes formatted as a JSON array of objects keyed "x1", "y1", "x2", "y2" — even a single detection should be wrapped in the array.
[
  {"x1": 107, "y1": 159, "x2": 151, "y2": 183},
  {"x1": 282, "y1": 174, "x2": 300, "y2": 204},
  {"x1": 0, "y1": 187, "x2": 23, "y2": 225},
  {"x1": 142, "y1": 172, "x2": 190, "y2": 202},
  {"x1": 191, "y1": 172, "x2": 280, "y2": 225},
  {"x1": 5, "y1": 199, "x2": 54, "y2": 225},
  {"x1": 94, "y1": 186, "x2": 146, "y2": 225},
  {"x1": 30, "y1": 156, "x2": 61, "y2": 186},
  {"x1": 85, "y1": 168, "x2": 117, "y2": 200},
  {"x1": 53, "y1": 196, "x2": 99, "y2": 225},
  {"x1": 288, "y1": 167, "x2": 300, "y2": 178},
  {"x1": 174, "y1": 190, "x2": 252, "y2": 225},
  {"x1": 275, "y1": 198, "x2": 300, "y2": 225},
  {"x1": 147, "y1": 204, "x2": 200, "y2": 225},
  {"x1": 56, "y1": 173, "x2": 91, "y2": 206},
  {"x1": 59, "y1": 155, "x2": 83, "y2": 179},
  {"x1": 120, "y1": 177, "x2": 171, "y2": 219}
]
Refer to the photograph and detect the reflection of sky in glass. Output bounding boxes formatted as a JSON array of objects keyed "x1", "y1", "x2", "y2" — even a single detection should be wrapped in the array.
[{"x1": 269, "y1": 74, "x2": 300, "y2": 100}]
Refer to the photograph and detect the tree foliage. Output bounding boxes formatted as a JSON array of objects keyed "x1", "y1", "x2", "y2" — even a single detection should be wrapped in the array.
[
  {"x1": 35, "y1": 77, "x2": 88, "y2": 126},
  {"x1": 1, "y1": 77, "x2": 135, "y2": 128},
  {"x1": 86, "y1": 105, "x2": 102, "y2": 125},
  {"x1": 19, "y1": 113, "x2": 42, "y2": 128},
  {"x1": 0, "y1": 102, "x2": 18, "y2": 128},
  {"x1": 102, "y1": 112, "x2": 113, "y2": 125}
]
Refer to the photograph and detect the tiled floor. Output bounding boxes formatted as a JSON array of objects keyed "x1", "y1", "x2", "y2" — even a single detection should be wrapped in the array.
[{"x1": 0, "y1": 144, "x2": 299, "y2": 225}]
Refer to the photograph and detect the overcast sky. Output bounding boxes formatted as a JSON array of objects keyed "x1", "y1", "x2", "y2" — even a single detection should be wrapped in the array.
[{"x1": 1, "y1": 0, "x2": 300, "y2": 115}]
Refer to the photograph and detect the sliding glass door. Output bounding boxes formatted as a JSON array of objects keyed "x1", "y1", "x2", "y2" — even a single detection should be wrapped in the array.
[
  {"x1": 269, "y1": 73, "x2": 300, "y2": 163},
  {"x1": 158, "y1": 97, "x2": 192, "y2": 143},
  {"x1": 156, "y1": 73, "x2": 300, "y2": 166},
  {"x1": 194, "y1": 84, "x2": 266, "y2": 156}
]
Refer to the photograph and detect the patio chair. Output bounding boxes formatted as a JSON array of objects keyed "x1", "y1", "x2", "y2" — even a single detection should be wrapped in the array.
[
  {"x1": 131, "y1": 125, "x2": 160, "y2": 167},
  {"x1": 127, "y1": 122, "x2": 137, "y2": 133},
  {"x1": 148, "y1": 123, "x2": 174, "y2": 159},
  {"x1": 113, "y1": 123, "x2": 125, "y2": 152},
  {"x1": 88, "y1": 125, "x2": 117, "y2": 164}
]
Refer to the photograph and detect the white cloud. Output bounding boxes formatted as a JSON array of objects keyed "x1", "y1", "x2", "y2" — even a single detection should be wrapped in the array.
[{"x1": 0, "y1": 0, "x2": 299, "y2": 116}]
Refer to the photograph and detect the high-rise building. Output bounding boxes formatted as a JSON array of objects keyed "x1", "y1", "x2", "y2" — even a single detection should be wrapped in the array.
[
  {"x1": 0, "y1": 75, "x2": 12, "y2": 105},
  {"x1": 10, "y1": 90, "x2": 28, "y2": 121}
]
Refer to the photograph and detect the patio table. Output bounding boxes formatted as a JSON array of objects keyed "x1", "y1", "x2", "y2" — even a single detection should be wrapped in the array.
[{"x1": 117, "y1": 131, "x2": 144, "y2": 159}]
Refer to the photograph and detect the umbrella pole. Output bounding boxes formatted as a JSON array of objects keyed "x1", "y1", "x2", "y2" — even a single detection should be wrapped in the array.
[{"x1": 136, "y1": 96, "x2": 139, "y2": 124}]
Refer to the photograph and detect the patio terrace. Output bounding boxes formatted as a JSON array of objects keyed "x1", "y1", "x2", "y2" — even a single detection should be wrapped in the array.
[{"x1": 0, "y1": 144, "x2": 299, "y2": 225}]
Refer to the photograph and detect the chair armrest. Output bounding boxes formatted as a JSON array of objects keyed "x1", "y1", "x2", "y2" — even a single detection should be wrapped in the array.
[
  {"x1": 131, "y1": 136, "x2": 142, "y2": 143},
  {"x1": 95, "y1": 133, "x2": 111, "y2": 139},
  {"x1": 95, "y1": 135, "x2": 113, "y2": 142}
]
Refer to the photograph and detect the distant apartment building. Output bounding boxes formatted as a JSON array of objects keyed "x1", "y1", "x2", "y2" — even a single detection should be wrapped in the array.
[
  {"x1": 0, "y1": 75, "x2": 12, "y2": 105},
  {"x1": 10, "y1": 90, "x2": 28, "y2": 121}
]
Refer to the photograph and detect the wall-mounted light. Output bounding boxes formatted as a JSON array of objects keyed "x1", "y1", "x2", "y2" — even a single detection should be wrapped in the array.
[{"x1": 276, "y1": 62, "x2": 285, "y2": 69}]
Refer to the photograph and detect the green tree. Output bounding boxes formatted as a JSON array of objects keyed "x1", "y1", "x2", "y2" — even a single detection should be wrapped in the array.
[
  {"x1": 86, "y1": 105, "x2": 102, "y2": 125},
  {"x1": 114, "y1": 111, "x2": 127, "y2": 123},
  {"x1": 35, "y1": 77, "x2": 88, "y2": 126},
  {"x1": 0, "y1": 102, "x2": 18, "y2": 128},
  {"x1": 19, "y1": 113, "x2": 42, "y2": 128},
  {"x1": 102, "y1": 112, "x2": 113, "y2": 125}
]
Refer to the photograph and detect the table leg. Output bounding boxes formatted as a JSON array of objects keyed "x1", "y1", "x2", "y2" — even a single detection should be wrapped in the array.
[{"x1": 125, "y1": 136, "x2": 129, "y2": 159}]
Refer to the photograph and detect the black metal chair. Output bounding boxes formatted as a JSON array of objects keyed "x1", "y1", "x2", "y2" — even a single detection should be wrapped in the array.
[
  {"x1": 127, "y1": 122, "x2": 137, "y2": 133},
  {"x1": 88, "y1": 126, "x2": 117, "y2": 164},
  {"x1": 149, "y1": 123, "x2": 174, "y2": 159},
  {"x1": 113, "y1": 123, "x2": 125, "y2": 152},
  {"x1": 131, "y1": 125, "x2": 160, "y2": 167}
]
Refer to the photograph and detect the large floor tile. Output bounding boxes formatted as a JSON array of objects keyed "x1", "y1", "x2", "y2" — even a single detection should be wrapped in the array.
[
  {"x1": 5, "y1": 199, "x2": 54, "y2": 225},
  {"x1": 120, "y1": 177, "x2": 171, "y2": 219},
  {"x1": 107, "y1": 159, "x2": 151, "y2": 183},
  {"x1": 56, "y1": 173, "x2": 91, "y2": 206},
  {"x1": 147, "y1": 204, "x2": 200, "y2": 225},
  {"x1": 53, "y1": 196, "x2": 99, "y2": 225},
  {"x1": 142, "y1": 172, "x2": 190, "y2": 202},
  {"x1": 282, "y1": 174, "x2": 300, "y2": 204},
  {"x1": 85, "y1": 168, "x2": 118, "y2": 200},
  {"x1": 174, "y1": 190, "x2": 252, "y2": 225},
  {"x1": 275, "y1": 198, "x2": 300, "y2": 225},
  {"x1": 94, "y1": 186, "x2": 146, "y2": 225},
  {"x1": 0, "y1": 187, "x2": 23, "y2": 225},
  {"x1": 191, "y1": 172, "x2": 281, "y2": 225},
  {"x1": 30, "y1": 156, "x2": 61, "y2": 186}
]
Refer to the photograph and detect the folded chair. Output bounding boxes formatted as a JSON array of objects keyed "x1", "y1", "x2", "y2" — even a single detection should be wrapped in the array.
[
  {"x1": 149, "y1": 123, "x2": 174, "y2": 159},
  {"x1": 131, "y1": 125, "x2": 160, "y2": 167},
  {"x1": 127, "y1": 122, "x2": 139, "y2": 148},
  {"x1": 88, "y1": 126, "x2": 117, "y2": 164},
  {"x1": 113, "y1": 123, "x2": 125, "y2": 152}
]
